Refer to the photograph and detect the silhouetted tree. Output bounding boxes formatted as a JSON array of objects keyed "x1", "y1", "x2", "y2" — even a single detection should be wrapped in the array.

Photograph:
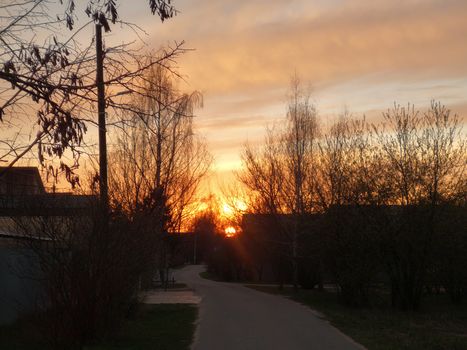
[
  {"x1": 109, "y1": 63, "x2": 210, "y2": 227},
  {"x1": 283, "y1": 75, "x2": 319, "y2": 290},
  {"x1": 0, "y1": 0, "x2": 181, "y2": 183},
  {"x1": 238, "y1": 89, "x2": 466, "y2": 309},
  {"x1": 108, "y1": 63, "x2": 211, "y2": 287},
  {"x1": 238, "y1": 76, "x2": 321, "y2": 289},
  {"x1": 316, "y1": 114, "x2": 384, "y2": 305},
  {"x1": 13, "y1": 196, "x2": 163, "y2": 348},
  {"x1": 192, "y1": 209, "x2": 220, "y2": 264},
  {"x1": 376, "y1": 102, "x2": 466, "y2": 310}
]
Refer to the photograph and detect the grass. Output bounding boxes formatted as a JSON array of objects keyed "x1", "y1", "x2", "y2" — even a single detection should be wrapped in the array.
[
  {"x1": 86, "y1": 304, "x2": 197, "y2": 350},
  {"x1": 152, "y1": 282, "x2": 189, "y2": 290},
  {"x1": 0, "y1": 316, "x2": 47, "y2": 350},
  {"x1": 199, "y1": 271, "x2": 222, "y2": 281},
  {"x1": 198, "y1": 271, "x2": 275, "y2": 285},
  {"x1": 0, "y1": 304, "x2": 198, "y2": 350},
  {"x1": 248, "y1": 285, "x2": 467, "y2": 350}
]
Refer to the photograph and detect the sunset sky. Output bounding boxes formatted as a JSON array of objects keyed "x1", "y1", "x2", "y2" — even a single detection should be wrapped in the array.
[
  {"x1": 115, "y1": 0, "x2": 467, "y2": 192},
  {"x1": 33, "y1": 0, "x2": 467, "y2": 193}
]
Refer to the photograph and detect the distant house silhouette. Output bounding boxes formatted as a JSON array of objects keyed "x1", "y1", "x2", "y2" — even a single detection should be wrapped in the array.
[{"x1": 241, "y1": 213, "x2": 325, "y2": 284}]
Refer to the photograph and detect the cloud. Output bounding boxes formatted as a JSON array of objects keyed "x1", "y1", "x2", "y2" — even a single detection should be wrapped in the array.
[
  {"x1": 153, "y1": 0, "x2": 467, "y2": 96},
  {"x1": 119, "y1": 0, "x2": 467, "y2": 176}
]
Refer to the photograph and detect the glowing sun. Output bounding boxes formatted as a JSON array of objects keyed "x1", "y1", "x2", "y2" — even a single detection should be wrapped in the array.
[{"x1": 224, "y1": 226, "x2": 237, "y2": 237}]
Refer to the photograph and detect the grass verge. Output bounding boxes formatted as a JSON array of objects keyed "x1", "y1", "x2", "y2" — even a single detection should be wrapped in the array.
[
  {"x1": 248, "y1": 285, "x2": 467, "y2": 350},
  {"x1": 0, "y1": 304, "x2": 198, "y2": 350},
  {"x1": 198, "y1": 271, "x2": 222, "y2": 282},
  {"x1": 152, "y1": 282, "x2": 189, "y2": 290}
]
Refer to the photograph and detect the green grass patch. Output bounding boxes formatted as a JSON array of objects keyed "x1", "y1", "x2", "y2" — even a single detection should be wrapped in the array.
[
  {"x1": 198, "y1": 271, "x2": 222, "y2": 282},
  {"x1": 153, "y1": 282, "x2": 189, "y2": 290},
  {"x1": 248, "y1": 286, "x2": 467, "y2": 350},
  {"x1": 0, "y1": 304, "x2": 198, "y2": 350},
  {"x1": 86, "y1": 304, "x2": 197, "y2": 350}
]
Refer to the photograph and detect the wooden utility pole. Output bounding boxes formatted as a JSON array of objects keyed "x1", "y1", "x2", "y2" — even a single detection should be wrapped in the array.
[
  {"x1": 193, "y1": 231, "x2": 197, "y2": 264},
  {"x1": 95, "y1": 24, "x2": 108, "y2": 217}
]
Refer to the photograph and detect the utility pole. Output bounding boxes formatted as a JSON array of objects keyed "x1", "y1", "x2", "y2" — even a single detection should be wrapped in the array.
[
  {"x1": 95, "y1": 24, "x2": 108, "y2": 218},
  {"x1": 193, "y1": 231, "x2": 197, "y2": 264}
]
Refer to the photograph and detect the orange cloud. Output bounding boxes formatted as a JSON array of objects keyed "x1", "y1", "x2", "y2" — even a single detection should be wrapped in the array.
[
  {"x1": 25, "y1": 0, "x2": 467, "y2": 192},
  {"x1": 171, "y1": 0, "x2": 467, "y2": 95}
]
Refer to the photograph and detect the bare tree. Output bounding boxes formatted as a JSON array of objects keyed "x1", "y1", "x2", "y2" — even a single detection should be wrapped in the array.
[
  {"x1": 109, "y1": 63, "x2": 211, "y2": 228},
  {"x1": 376, "y1": 102, "x2": 466, "y2": 310},
  {"x1": 283, "y1": 75, "x2": 319, "y2": 214},
  {"x1": 0, "y1": 0, "x2": 181, "y2": 184},
  {"x1": 191, "y1": 205, "x2": 221, "y2": 265},
  {"x1": 237, "y1": 89, "x2": 466, "y2": 309},
  {"x1": 316, "y1": 113, "x2": 384, "y2": 305},
  {"x1": 238, "y1": 76, "x2": 320, "y2": 289},
  {"x1": 282, "y1": 75, "x2": 319, "y2": 290},
  {"x1": 108, "y1": 63, "x2": 211, "y2": 287},
  {"x1": 239, "y1": 127, "x2": 285, "y2": 215}
]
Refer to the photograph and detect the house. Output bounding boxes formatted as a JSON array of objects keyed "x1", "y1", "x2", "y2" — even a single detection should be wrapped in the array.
[
  {"x1": 240, "y1": 213, "x2": 325, "y2": 284},
  {"x1": 0, "y1": 167, "x2": 95, "y2": 324},
  {"x1": 0, "y1": 166, "x2": 45, "y2": 195}
]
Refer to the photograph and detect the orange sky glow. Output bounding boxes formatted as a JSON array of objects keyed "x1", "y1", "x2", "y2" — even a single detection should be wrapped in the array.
[
  {"x1": 112, "y1": 0, "x2": 467, "y2": 196},
  {"x1": 5, "y1": 0, "x2": 467, "y2": 210}
]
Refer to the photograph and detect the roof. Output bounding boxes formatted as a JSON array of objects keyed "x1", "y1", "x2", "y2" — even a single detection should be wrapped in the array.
[
  {"x1": 0, "y1": 167, "x2": 97, "y2": 216},
  {"x1": 0, "y1": 167, "x2": 45, "y2": 195}
]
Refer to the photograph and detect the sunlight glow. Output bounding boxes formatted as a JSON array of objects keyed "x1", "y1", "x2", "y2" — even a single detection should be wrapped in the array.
[
  {"x1": 222, "y1": 203, "x2": 234, "y2": 216},
  {"x1": 224, "y1": 226, "x2": 237, "y2": 237},
  {"x1": 234, "y1": 199, "x2": 248, "y2": 211},
  {"x1": 221, "y1": 199, "x2": 248, "y2": 218}
]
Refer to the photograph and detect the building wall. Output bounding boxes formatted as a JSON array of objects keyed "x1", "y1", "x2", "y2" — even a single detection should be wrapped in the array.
[{"x1": 0, "y1": 241, "x2": 43, "y2": 325}]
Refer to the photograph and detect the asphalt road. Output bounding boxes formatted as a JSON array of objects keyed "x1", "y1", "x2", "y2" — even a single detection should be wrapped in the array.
[{"x1": 175, "y1": 265, "x2": 365, "y2": 350}]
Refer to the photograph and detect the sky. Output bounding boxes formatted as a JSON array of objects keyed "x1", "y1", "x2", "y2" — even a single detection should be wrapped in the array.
[
  {"x1": 9, "y1": 0, "x2": 467, "y2": 194},
  {"x1": 111, "y1": 0, "x2": 467, "y2": 193}
]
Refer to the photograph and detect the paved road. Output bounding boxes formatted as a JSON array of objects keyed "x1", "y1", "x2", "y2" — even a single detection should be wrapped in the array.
[{"x1": 175, "y1": 265, "x2": 365, "y2": 350}]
